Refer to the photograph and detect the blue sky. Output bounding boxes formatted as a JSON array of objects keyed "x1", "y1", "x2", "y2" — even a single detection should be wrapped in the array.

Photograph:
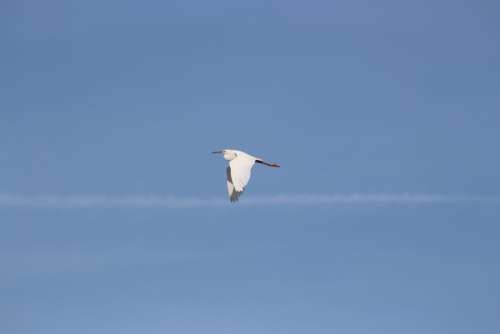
[{"x1": 1, "y1": 1, "x2": 499, "y2": 333}]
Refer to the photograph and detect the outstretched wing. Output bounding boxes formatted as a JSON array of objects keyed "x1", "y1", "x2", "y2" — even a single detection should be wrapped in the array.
[
  {"x1": 226, "y1": 156, "x2": 255, "y2": 202},
  {"x1": 226, "y1": 167, "x2": 241, "y2": 202}
]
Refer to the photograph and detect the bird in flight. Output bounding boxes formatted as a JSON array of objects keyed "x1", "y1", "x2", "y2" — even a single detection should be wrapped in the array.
[{"x1": 212, "y1": 149, "x2": 280, "y2": 202}]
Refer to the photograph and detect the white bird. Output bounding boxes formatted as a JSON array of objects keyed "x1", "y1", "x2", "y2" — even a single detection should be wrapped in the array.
[{"x1": 212, "y1": 149, "x2": 280, "y2": 202}]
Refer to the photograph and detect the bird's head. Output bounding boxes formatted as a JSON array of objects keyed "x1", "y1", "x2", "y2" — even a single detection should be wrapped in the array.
[{"x1": 212, "y1": 149, "x2": 238, "y2": 161}]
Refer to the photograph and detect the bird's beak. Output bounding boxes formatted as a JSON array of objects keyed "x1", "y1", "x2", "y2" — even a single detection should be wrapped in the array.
[{"x1": 212, "y1": 150, "x2": 223, "y2": 154}]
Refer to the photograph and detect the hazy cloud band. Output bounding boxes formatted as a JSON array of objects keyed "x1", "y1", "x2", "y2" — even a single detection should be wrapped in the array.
[{"x1": 0, "y1": 193, "x2": 498, "y2": 209}]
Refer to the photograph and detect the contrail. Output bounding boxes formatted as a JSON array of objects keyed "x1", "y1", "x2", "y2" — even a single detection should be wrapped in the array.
[{"x1": 0, "y1": 193, "x2": 498, "y2": 209}]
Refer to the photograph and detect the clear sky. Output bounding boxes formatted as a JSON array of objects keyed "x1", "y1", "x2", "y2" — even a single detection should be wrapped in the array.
[{"x1": 1, "y1": 1, "x2": 499, "y2": 333}]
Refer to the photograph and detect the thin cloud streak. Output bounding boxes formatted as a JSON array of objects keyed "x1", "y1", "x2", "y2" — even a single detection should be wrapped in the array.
[{"x1": 0, "y1": 193, "x2": 498, "y2": 209}]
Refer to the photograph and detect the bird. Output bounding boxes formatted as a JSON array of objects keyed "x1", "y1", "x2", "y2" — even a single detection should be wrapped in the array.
[{"x1": 212, "y1": 149, "x2": 280, "y2": 202}]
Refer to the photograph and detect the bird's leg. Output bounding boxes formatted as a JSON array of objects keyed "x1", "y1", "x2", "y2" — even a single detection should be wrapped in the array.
[{"x1": 256, "y1": 159, "x2": 280, "y2": 168}]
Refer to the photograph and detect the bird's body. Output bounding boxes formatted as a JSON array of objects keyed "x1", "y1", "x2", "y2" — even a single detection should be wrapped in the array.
[{"x1": 212, "y1": 149, "x2": 280, "y2": 202}]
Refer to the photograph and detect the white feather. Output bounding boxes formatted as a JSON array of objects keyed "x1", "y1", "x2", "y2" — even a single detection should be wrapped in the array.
[
  {"x1": 226, "y1": 151, "x2": 256, "y2": 201},
  {"x1": 226, "y1": 167, "x2": 241, "y2": 202},
  {"x1": 229, "y1": 155, "x2": 255, "y2": 191}
]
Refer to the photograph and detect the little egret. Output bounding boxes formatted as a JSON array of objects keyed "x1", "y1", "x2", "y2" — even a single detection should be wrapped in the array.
[{"x1": 212, "y1": 149, "x2": 280, "y2": 202}]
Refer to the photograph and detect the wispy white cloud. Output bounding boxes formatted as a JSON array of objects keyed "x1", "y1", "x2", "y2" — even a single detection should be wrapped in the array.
[
  {"x1": 0, "y1": 193, "x2": 226, "y2": 208},
  {"x1": 0, "y1": 193, "x2": 497, "y2": 209}
]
